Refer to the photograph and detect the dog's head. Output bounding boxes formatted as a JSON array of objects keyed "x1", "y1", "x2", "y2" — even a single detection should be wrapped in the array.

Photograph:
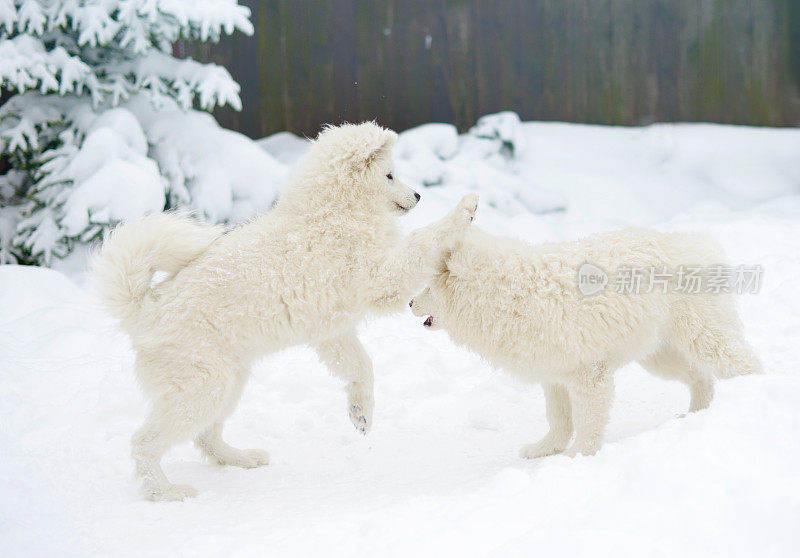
[
  {"x1": 312, "y1": 122, "x2": 420, "y2": 215},
  {"x1": 409, "y1": 287, "x2": 443, "y2": 330}
]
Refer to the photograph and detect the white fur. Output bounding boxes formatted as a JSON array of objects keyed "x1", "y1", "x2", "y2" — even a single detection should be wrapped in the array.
[
  {"x1": 410, "y1": 227, "x2": 762, "y2": 458},
  {"x1": 93, "y1": 122, "x2": 478, "y2": 501}
]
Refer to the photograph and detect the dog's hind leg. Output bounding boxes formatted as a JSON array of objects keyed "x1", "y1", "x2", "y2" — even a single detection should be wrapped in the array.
[
  {"x1": 520, "y1": 383, "x2": 573, "y2": 459},
  {"x1": 132, "y1": 415, "x2": 198, "y2": 502},
  {"x1": 131, "y1": 358, "x2": 233, "y2": 501},
  {"x1": 315, "y1": 331, "x2": 374, "y2": 435},
  {"x1": 639, "y1": 345, "x2": 715, "y2": 413},
  {"x1": 564, "y1": 362, "x2": 614, "y2": 457},
  {"x1": 195, "y1": 368, "x2": 270, "y2": 469}
]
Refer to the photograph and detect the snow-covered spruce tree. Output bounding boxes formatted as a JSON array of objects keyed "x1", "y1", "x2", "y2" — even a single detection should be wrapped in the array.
[{"x1": 0, "y1": 1, "x2": 285, "y2": 266}]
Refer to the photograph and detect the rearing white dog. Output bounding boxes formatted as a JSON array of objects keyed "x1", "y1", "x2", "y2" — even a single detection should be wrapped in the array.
[
  {"x1": 410, "y1": 227, "x2": 762, "y2": 458},
  {"x1": 93, "y1": 122, "x2": 478, "y2": 501}
]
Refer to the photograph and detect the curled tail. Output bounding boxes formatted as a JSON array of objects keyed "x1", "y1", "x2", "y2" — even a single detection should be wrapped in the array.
[
  {"x1": 713, "y1": 340, "x2": 764, "y2": 379},
  {"x1": 92, "y1": 212, "x2": 224, "y2": 325}
]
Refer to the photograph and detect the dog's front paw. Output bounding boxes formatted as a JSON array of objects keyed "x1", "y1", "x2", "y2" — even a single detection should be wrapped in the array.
[
  {"x1": 347, "y1": 383, "x2": 374, "y2": 435},
  {"x1": 436, "y1": 194, "x2": 479, "y2": 248},
  {"x1": 453, "y1": 193, "x2": 479, "y2": 226},
  {"x1": 440, "y1": 194, "x2": 478, "y2": 228}
]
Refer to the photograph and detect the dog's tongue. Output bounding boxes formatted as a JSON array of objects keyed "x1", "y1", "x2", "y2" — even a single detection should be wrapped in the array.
[{"x1": 423, "y1": 316, "x2": 433, "y2": 327}]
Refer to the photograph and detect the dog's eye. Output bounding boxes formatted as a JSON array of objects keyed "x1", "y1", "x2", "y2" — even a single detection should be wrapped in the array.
[{"x1": 386, "y1": 173, "x2": 393, "y2": 180}]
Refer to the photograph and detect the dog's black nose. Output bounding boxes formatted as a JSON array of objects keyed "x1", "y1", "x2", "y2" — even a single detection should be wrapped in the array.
[
  {"x1": 414, "y1": 192, "x2": 421, "y2": 201},
  {"x1": 409, "y1": 300, "x2": 413, "y2": 307}
]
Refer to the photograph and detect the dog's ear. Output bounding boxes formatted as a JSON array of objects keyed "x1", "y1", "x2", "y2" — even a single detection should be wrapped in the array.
[
  {"x1": 316, "y1": 122, "x2": 397, "y2": 171},
  {"x1": 352, "y1": 123, "x2": 397, "y2": 169}
]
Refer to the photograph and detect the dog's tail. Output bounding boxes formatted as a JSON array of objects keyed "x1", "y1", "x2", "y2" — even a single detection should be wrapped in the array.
[{"x1": 92, "y1": 212, "x2": 224, "y2": 325}]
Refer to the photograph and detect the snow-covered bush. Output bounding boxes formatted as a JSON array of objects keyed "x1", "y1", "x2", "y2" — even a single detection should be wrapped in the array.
[
  {"x1": 0, "y1": 1, "x2": 286, "y2": 266},
  {"x1": 390, "y1": 112, "x2": 567, "y2": 216},
  {"x1": 469, "y1": 111, "x2": 528, "y2": 158},
  {"x1": 128, "y1": 96, "x2": 288, "y2": 223},
  {"x1": 394, "y1": 123, "x2": 459, "y2": 187},
  {"x1": 257, "y1": 113, "x2": 568, "y2": 218}
]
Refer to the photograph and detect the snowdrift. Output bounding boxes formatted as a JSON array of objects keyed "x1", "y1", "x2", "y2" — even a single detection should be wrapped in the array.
[{"x1": 2, "y1": 119, "x2": 800, "y2": 556}]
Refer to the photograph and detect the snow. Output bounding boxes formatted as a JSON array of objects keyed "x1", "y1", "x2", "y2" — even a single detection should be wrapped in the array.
[
  {"x1": 128, "y1": 97, "x2": 289, "y2": 223},
  {"x1": 256, "y1": 131, "x2": 311, "y2": 166},
  {"x1": 395, "y1": 122, "x2": 460, "y2": 160},
  {"x1": 260, "y1": 115, "x2": 569, "y2": 216},
  {"x1": 393, "y1": 123, "x2": 460, "y2": 187},
  {"x1": 64, "y1": 97, "x2": 290, "y2": 227},
  {"x1": 0, "y1": 1, "x2": 259, "y2": 265},
  {"x1": 0, "y1": 92, "x2": 290, "y2": 266},
  {"x1": 60, "y1": 159, "x2": 166, "y2": 236},
  {"x1": 58, "y1": 110, "x2": 167, "y2": 236},
  {"x1": 0, "y1": 35, "x2": 90, "y2": 96},
  {"x1": 2, "y1": 119, "x2": 800, "y2": 556},
  {"x1": 471, "y1": 110, "x2": 528, "y2": 156}
]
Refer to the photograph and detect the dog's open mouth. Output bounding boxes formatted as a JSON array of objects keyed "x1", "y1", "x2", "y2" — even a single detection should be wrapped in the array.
[{"x1": 423, "y1": 315, "x2": 434, "y2": 327}]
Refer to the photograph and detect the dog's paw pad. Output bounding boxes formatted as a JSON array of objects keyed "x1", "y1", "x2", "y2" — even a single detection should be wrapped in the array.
[
  {"x1": 458, "y1": 194, "x2": 479, "y2": 222},
  {"x1": 349, "y1": 404, "x2": 369, "y2": 435}
]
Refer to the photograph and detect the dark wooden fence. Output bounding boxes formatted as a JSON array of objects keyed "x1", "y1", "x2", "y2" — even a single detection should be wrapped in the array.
[{"x1": 187, "y1": 0, "x2": 800, "y2": 139}]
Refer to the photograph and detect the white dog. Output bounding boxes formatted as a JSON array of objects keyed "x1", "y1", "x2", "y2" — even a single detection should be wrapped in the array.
[
  {"x1": 410, "y1": 227, "x2": 762, "y2": 458},
  {"x1": 93, "y1": 122, "x2": 478, "y2": 500}
]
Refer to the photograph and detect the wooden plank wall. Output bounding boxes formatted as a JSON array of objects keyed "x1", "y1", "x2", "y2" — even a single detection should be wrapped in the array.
[{"x1": 186, "y1": 0, "x2": 800, "y2": 138}]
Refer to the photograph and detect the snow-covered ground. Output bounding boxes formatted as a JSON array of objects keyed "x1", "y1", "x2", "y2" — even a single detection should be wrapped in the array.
[{"x1": 2, "y1": 121, "x2": 799, "y2": 557}]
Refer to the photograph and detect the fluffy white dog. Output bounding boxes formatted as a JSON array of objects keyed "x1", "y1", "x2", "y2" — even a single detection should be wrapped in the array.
[
  {"x1": 410, "y1": 227, "x2": 762, "y2": 458},
  {"x1": 93, "y1": 122, "x2": 478, "y2": 500}
]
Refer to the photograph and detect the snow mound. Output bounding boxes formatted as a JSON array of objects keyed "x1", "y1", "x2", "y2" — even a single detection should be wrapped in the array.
[
  {"x1": 0, "y1": 265, "x2": 86, "y2": 321},
  {"x1": 128, "y1": 97, "x2": 289, "y2": 223},
  {"x1": 257, "y1": 131, "x2": 311, "y2": 166},
  {"x1": 51, "y1": 108, "x2": 166, "y2": 237},
  {"x1": 0, "y1": 265, "x2": 108, "y2": 365},
  {"x1": 470, "y1": 110, "x2": 528, "y2": 157},
  {"x1": 520, "y1": 122, "x2": 800, "y2": 231},
  {"x1": 61, "y1": 159, "x2": 166, "y2": 236},
  {"x1": 392, "y1": 112, "x2": 567, "y2": 215},
  {"x1": 395, "y1": 123, "x2": 460, "y2": 160},
  {"x1": 390, "y1": 118, "x2": 800, "y2": 242},
  {"x1": 393, "y1": 123, "x2": 458, "y2": 187}
]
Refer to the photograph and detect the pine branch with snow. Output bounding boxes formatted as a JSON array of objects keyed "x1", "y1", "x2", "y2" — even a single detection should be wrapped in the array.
[{"x1": 1, "y1": 1, "x2": 285, "y2": 266}]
